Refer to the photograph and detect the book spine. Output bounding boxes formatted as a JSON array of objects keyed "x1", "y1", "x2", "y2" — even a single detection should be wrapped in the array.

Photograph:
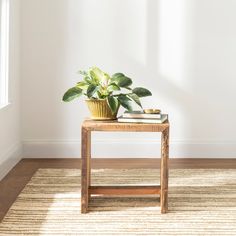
[
  {"x1": 118, "y1": 119, "x2": 162, "y2": 124},
  {"x1": 122, "y1": 114, "x2": 161, "y2": 119}
]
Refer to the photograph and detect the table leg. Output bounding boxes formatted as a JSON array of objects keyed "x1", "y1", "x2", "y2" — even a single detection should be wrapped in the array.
[
  {"x1": 81, "y1": 127, "x2": 91, "y2": 213},
  {"x1": 88, "y1": 131, "x2": 91, "y2": 200},
  {"x1": 160, "y1": 127, "x2": 169, "y2": 213}
]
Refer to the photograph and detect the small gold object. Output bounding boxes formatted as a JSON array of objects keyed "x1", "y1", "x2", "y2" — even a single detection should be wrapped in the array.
[{"x1": 144, "y1": 109, "x2": 161, "y2": 114}]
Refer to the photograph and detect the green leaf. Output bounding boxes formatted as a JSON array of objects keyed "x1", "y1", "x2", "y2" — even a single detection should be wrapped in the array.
[
  {"x1": 89, "y1": 67, "x2": 109, "y2": 85},
  {"x1": 128, "y1": 93, "x2": 142, "y2": 108},
  {"x1": 62, "y1": 87, "x2": 82, "y2": 102},
  {"x1": 107, "y1": 83, "x2": 121, "y2": 92},
  {"x1": 87, "y1": 84, "x2": 98, "y2": 98},
  {"x1": 77, "y1": 81, "x2": 87, "y2": 86},
  {"x1": 78, "y1": 70, "x2": 88, "y2": 76},
  {"x1": 111, "y1": 72, "x2": 133, "y2": 87},
  {"x1": 102, "y1": 73, "x2": 111, "y2": 86},
  {"x1": 84, "y1": 76, "x2": 92, "y2": 84},
  {"x1": 76, "y1": 81, "x2": 89, "y2": 90},
  {"x1": 132, "y1": 87, "x2": 152, "y2": 97},
  {"x1": 107, "y1": 96, "x2": 119, "y2": 114},
  {"x1": 112, "y1": 73, "x2": 125, "y2": 80},
  {"x1": 115, "y1": 76, "x2": 132, "y2": 88},
  {"x1": 118, "y1": 94, "x2": 133, "y2": 111}
]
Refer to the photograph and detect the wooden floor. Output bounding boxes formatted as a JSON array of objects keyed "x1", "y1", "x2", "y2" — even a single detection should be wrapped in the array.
[{"x1": 0, "y1": 158, "x2": 236, "y2": 221}]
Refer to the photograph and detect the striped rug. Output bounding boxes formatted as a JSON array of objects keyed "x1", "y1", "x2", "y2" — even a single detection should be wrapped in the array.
[{"x1": 0, "y1": 168, "x2": 236, "y2": 235}]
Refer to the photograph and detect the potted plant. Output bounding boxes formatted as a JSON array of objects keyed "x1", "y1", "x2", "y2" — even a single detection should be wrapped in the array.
[{"x1": 62, "y1": 67, "x2": 152, "y2": 120}]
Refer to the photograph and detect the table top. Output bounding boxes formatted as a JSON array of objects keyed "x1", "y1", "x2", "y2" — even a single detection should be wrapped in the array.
[{"x1": 82, "y1": 119, "x2": 169, "y2": 132}]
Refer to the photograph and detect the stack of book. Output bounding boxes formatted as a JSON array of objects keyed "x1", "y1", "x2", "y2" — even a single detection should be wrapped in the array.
[{"x1": 118, "y1": 110, "x2": 168, "y2": 124}]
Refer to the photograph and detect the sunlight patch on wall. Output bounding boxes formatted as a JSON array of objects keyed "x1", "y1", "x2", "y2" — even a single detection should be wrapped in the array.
[{"x1": 158, "y1": 0, "x2": 187, "y2": 87}]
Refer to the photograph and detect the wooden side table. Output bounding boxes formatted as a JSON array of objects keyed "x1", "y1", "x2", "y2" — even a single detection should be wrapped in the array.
[{"x1": 81, "y1": 119, "x2": 170, "y2": 214}]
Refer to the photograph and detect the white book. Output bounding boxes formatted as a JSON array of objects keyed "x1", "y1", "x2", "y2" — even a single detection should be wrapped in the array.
[
  {"x1": 123, "y1": 111, "x2": 161, "y2": 119},
  {"x1": 118, "y1": 114, "x2": 168, "y2": 124}
]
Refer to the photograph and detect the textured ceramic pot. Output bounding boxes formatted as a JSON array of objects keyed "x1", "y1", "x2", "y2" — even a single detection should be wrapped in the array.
[{"x1": 86, "y1": 99, "x2": 118, "y2": 120}]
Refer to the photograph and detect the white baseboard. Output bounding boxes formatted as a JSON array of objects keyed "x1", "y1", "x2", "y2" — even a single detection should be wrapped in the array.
[
  {"x1": 23, "y1": 139, "x2": 236, "y2": 159},
  {"x1": 0, "y1": 143, "x2": 22, "y2": 180}
]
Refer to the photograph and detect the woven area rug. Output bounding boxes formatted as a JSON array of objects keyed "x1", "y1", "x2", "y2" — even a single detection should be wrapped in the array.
[{"x1": 0, "y1": 168, "x2": 236, "y2": 235}]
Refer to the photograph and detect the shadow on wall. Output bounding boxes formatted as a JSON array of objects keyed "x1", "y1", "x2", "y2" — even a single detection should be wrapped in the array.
[
  {"x1": 67, "y1": 0, "x2": 192, "y2": 137},
  {"x1": 22, "y1": 0, "x2": 236, "y2": 158},
  {"x1": 102, "y1": 0, "x2": 197, "y2": 156},
  {"x1": 98, "y1": 0, "x2": 236, "y2": 157}
]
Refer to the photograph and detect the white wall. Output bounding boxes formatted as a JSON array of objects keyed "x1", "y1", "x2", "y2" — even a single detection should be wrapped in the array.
[
  {"x1": 21, "y1": 0, "x2": 236, "y2": 158},
  {"x1": 0, "y1": 0, "x2": 21, "y2": 179}
]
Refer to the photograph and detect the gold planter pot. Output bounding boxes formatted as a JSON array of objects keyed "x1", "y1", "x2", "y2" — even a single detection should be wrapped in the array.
[{"x1": 86, "y1": 99, "x2": 118, "y2": 120}]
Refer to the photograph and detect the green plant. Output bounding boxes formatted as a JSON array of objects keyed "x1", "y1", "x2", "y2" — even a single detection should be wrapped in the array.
[{"x1": 62, "y1": 67, "x2": 152, "y2": 114}]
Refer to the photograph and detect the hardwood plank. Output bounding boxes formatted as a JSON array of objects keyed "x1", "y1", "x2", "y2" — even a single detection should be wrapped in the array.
[
  {"x1": 82, "y1": 119, "x2": 169, "y2": 132},
  {"x1": 82, "y1": 119, "x2": 170, "y2": 213},
  {"x1": 160, "y1": 127, "x2": 169, "y2": 214},
  {"x1": 81, "y1": 128, "x2": 91, "y2": 213},
  {"x1": 89, "y1": 186, "x2": 161, "y2": 195},
  {"x1": 16, "y1": 158, "x2": 236, "y2": 169}
]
